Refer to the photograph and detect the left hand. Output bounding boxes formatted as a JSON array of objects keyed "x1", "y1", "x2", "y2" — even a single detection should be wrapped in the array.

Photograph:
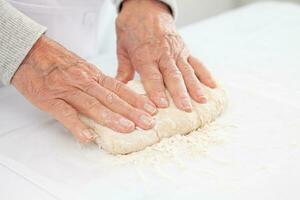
[{"x1": 115, "y1": 0, "x2": 216, "y2": 112}]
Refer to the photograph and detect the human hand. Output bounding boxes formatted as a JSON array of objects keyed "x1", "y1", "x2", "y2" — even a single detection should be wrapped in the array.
[
  {"x1": 12, "y1": 36, "x2": 157, "y2": 143},
  {"x1": 115, "y1": 0, "x2": 216, "y2": 112}
]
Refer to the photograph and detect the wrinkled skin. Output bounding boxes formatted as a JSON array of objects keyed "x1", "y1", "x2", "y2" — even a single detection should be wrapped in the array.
[
  {"x1": 116, "y1": 0, "x2": 216, "y2": 112},
  {"x1": 12, "y1": 0, "x2": 217, "y2": 144},
  {"x1": 12, "y1": 36, "x2": 156, "y2": 143}
]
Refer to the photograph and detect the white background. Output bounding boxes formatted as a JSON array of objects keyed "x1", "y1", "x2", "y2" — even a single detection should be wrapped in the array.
[{"x1": 177, "y1": 0, "x2": 300, "y2": 27}]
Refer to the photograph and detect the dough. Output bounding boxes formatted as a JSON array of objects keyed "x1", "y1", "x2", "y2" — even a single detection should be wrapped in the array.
[{"x1": 80, "y1": 80, "x2": 227, "y2": 155}]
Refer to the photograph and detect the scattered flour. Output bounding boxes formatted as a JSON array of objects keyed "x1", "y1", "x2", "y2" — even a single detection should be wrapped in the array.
[{"x1": 104, "y1": 122, "x2": 235, "y2": 167}]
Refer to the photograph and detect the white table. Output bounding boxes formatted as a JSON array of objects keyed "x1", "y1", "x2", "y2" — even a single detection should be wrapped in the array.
[{"x1": 1, "y1": 2, "x2": 300, "y2": 200}]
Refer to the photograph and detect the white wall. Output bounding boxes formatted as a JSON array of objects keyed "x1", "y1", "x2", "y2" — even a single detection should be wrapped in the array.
[
  {"x1": 176, "y1": 0, "x2": 236, "y2": 27},
  {"x1": 176, "y1": 0, "x2": 300, "y2": 27},
  {"x1": 236, "y1": 0, "x2": 300, "y2": 6}
]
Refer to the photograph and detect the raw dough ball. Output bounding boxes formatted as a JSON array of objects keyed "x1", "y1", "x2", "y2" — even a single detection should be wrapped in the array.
[
  {"x1": 80, "y1": 80, "x2": 227, "y2": 155},
  {"x1": 80, "y1": 116, "x2": 159, "y2": 154}
]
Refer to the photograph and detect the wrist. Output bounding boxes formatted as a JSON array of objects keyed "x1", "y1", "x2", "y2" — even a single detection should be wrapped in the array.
[
  {"x1": 121, "y1": 0, "x2": 171, "y2": 17},
  {"x1": 117, "y1": 0, "x2": 174, "y2": 32},
  {"x1": 12, "y1": 35, "x2": 59, "y2": 87},
  {"x1": 11, "y1": 35, "x2": 45, "y2": 87},
  {"x1": 20, "y1": 35, "x2": 45, "y2": 66}
]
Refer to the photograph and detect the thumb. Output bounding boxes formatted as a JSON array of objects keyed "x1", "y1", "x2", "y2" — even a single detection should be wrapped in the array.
[{"x1": 116, "y1": 50, "x2": 135, "y2": 83}]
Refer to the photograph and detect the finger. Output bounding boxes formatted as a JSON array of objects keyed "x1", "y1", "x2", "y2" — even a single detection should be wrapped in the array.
[
  {"x1": 188, "y1": 56, "x2": 216, "y2": 88},
  {"x1": 137, "y1": 63, "x2": 169, "y2": 108},
  {"x1": 48, "y1": 99, "x2": 96, "y2": 143},
  {"x1": 83, "y1": 81, "x2": 155, "y2": 130},
  {"x1": 99, "y1": 75, "x2": 157, "y2": 115},
  {"x1": 116, "y1": 48, "x2": 135, "y2": 83},
  {"x1": 159, "y1": 58, "x2": 192, "y2": 112},
  {"x1": 177, "y1": 58, "x2": 207, "y2": 103},
  {"x1": 64, "y1": 90, "x2": 136, "y2": 133}
]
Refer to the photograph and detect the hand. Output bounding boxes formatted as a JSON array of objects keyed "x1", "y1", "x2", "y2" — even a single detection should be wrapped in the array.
[
  {"x1": 12, "y1": 36, "x2": 157, "y2": 143},
  {"x1": 115, "y1": 0, "x2": 216, "y2": 112}
]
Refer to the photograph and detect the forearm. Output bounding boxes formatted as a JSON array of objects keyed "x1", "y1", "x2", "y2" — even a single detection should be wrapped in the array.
[{"x1": 0, "y1": 0, "x2": 46, "y2": 85}]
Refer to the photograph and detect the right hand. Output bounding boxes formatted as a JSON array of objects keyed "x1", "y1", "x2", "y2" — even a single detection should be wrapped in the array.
[
  {"x1": 12, "y1": 36, "x2": 157, "y2": 143},
  {"x1": 115, "y1": 0, "x2": 216, "y2": 112}
]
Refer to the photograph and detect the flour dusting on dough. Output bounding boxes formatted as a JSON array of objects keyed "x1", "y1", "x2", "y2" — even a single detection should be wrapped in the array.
[{"x1": 106, "y1": 122, "x2": 235, "y2": 166}]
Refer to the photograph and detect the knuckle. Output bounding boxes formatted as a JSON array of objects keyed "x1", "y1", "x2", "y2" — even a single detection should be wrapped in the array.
[
  {"x1": 84, "y1": 98, "x2": 99, "y2": 111},
  {"x1": 50, "y1": 100, "x2": 64, "y2": 109},
  {"x1": 61, "y1": 108, "x2": 75, "y2": 118},
  {"x1": 87, "y1": 63, "x2": 99, "y2": 73},
  {"x1": 69, "y1": 67, "x2": 90, "y2": 81},
  {"x1": 98, "y1": 109, "x2": 112, "y2": 126},
  {"x1": 159, "y1": 60, "x2": 182, "y2": 80},
  {"x1": 150, "y1": 88, "x2": 165, "y2": 96},
  {"x1": 95, "y1": 71, "x2": 104, "y2": 82},
  {"x1": 189, "y1": 83, "x2": 201, "y2": 93},
  {"x1": 159, "y1": 57, "x2": 172, "y2": 69},
  {"x1": 147, "y1": 72, "x2": 163, "y2": 82},
  {"x1": 181, "y1": 64, "x2": 194, "y2": 74},
  {"x1": 188, "y1": 80, "x2": 200, "y2": 89},
  {"x1": 100, "y1": 109, "x2": 110, "y2": 120},
  {"x1": 52, "y1": 101, "x2": 75, "y2": 118},
  {"x1": 160, "y1": 63, "x2": 173, "y2": 74},
  {"x1": 165, "y1": 69, "x2": 182, "y2": 80},
  {"x1": 177, "y1": 93, "x2": 189, "y2": 100},
  {"x1": 150, "y1": 91, "x2": 164, "y2": 100},
  {"x1": 171, "y1": 87, "x2": 188, "y2": 98},
  {"x1": 184, "y1": 73, "x2": 197, "y2": 84},
  {"x1": 105, "y1": 93, "x2": 117, "y2": 105},
  {"x1": 82, "y1": 82, "x2": 96, "y2": 94},
  {"x1": 68, "y1": 90, "x2": 81, "y2": 99},
  {"x1": 127, "y1": 108, "x2": 141, "y2": 120},
  {"x1": 114, "y1": 81, "x2": 124, "y2": 93},
  {"x1": 98, "y1": 74, "x2": 108, "y2": 86},
  {"x1": 177, "y1": 58, "x2": 193, "y2": 71}
]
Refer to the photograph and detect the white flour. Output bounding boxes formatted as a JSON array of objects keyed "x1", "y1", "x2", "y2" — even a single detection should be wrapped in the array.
[{"x1": 97, "y1": 122, "x2": 235, "y2": 167}]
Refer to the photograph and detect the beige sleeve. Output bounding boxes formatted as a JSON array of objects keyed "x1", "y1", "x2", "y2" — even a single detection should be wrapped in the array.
[{"x1": 0, "y1": 0, "x2": 46, "y2": 85}]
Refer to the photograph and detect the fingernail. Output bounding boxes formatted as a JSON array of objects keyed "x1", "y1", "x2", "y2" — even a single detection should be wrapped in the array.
[
  {"x1": 200, "y1": 97, "x2": 207, "y2": 103},
  {"x1": 81, "y1": 129, "x2": 96, "y2": 141},
  {"x1": 159, "y1": 97, "x2": 168, "y2": 107},
  {"x1": 182, "y1": 98, "x2": 192, "y2": 111},
  {"x1": 144, "y1": 103, "x2": 157, "y2": 114},
  {"x1": 139, "y1": 114, "x2": 154, "y2": 127},
  {"x1": 119, "y1": 118, "x2": 134, "y2": 129},
  {"x1": 196, "y1": 89, "x2": 207, "y2": 103},
  {"x1": 209, "y1": 79, "x2": 217, "y2": 88}
]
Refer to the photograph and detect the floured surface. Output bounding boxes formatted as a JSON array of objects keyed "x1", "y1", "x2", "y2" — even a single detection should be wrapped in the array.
[
  {"x1": 106, "y1": 122, "x2": 234, "y2": 167},
  {"x1": 0, "y1": 2, "x2": 300, "y2": 200},
  {"x1": 80, "y1": 80, "x2": 227, "y2": 155}
]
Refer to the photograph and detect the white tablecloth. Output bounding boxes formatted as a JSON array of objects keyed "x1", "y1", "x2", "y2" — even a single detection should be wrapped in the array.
[{"x1": 1, "y1": 2, "x2": 300, "y2": 200}]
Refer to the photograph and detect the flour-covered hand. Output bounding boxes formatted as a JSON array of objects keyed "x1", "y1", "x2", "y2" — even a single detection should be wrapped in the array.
[
  {"x1": 116, "y1": 0, "x2": 216, "y2": 112},
  {"x1": 12, "y1": 36, "x2": 156, "y2": 143}
]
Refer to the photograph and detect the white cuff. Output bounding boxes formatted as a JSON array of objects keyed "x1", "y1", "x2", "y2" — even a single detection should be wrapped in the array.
[{"x1": 112, "y1": 0, "x2": 178, "y2": 19}]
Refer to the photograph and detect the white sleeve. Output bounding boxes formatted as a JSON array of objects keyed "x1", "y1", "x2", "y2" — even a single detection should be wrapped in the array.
[{"x1": 111, "y1": 0, "x2": 178, "y2": 19}]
